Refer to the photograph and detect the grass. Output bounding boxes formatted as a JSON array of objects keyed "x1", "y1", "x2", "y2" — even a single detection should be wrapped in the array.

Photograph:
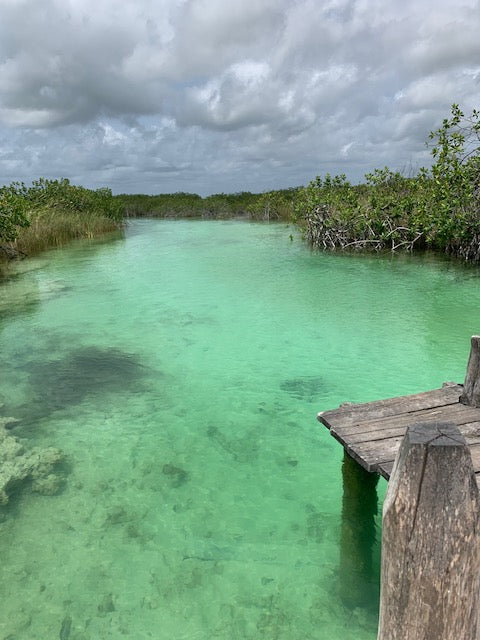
[{"x1": 12, "y1": 208, "x2": 122, "y2": 257}]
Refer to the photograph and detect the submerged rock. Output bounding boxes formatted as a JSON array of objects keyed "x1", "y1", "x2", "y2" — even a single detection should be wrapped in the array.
[
  {"x1": 31, "y1": 472, "x2": 64, "y2": 496},
  {"x1": 104, "y1": 505, "x2": 134, "y2": 525},
  {"x1": 0, "y1": 426, "x2": 65, "y2": 506},
  {"x1": 97, "y1": 593, "x2": 115, "y2": 616},
  {"x1": 280, "y1": 375, "x2": 325, "y2": 400},
  {"x1": 206, "y1": 425, "x2": 259, "y2": 462},
  {"x1": 59, "y1": 614, "x2": 72, "y2": 640},
  {"x1": 162, "y1": 463, "x2": 188, "y2": 488},
  {"x1": 0, "y1": 416, "x2": 20, "y2": 430}
]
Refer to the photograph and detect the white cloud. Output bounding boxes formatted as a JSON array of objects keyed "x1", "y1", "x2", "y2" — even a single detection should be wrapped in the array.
[{"x1": 0, "y1": 0, "x2": 478, "y2": 194}]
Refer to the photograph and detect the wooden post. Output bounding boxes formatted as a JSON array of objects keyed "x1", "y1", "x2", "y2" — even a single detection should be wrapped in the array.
[
  {"x1": 460, "y1": 335, "x2": 480, "y2": 406},
  {"x1": 377, "y1": 422, "x2": 480, "y2": 640},
  {"x1": 340, "y1": 451, "x2": 379, "y2": 609}
]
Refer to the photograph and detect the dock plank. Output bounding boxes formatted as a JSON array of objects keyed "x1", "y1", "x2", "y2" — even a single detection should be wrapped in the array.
[
  {"x1": 467, "y1": 443, "x2": 480, "y2": 469},
  {"x1": 318, "y1": 383, "x2": 462, "y2": 429},
  {"x1": 343, "y1": 419, "x2": 480, "y2": 446},
  {"x1": 332, "y1": 406, "x2": 480, "y2": 444},
  {"x1": 378, "y1": 447, "x2": 480, "y2": 490},
  {"x1": 318, "y1": 383, "x2": 480, "y2": 482},
  {"x1": 346, "y1": 436, "x2": 404, "y2": 473}
]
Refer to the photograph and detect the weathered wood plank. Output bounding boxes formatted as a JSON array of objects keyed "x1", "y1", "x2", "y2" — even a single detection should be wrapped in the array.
[
  {"x1": 372, "y1": 423, "x2": 480, "y2": 482},
  {"x1": 461, "y1": 421, "x2": 480, "y2": 440},
  {"x1": 318, "y1": 377, "x2": 480, "y2": 481},
  {"x1": 377, "y1": 422, "x2": 480, "y2": 640},
  {"x1": 321, "y1": 383, "x2": 461, "y2": 421},
  {"x1": 375, "y1": 428, "x2": 480, "y2": 476},
  {"x1": 466, "y1": 443, "x2": 480, "y2": 470},
  {"x1": 338, "y1": 417, "x2": 480, "y2": 447},
  {"x1": 330, "y1": 399, "x2": 477, "y2": 440},
  {"x1": 345, "y1": 436, "x2": 404, "y2": 473},
  {"x1": 324, "y1": 406, "x2": 480, "y2": 474},
  {"x1": 318, "y1": 383, "x2": 462, "y2": 429},
  {"x1": 378, "y1": 460, "x2": 394, "y2": 479},
  {"x1": 382, "y1": 463, "x2": 480, "y2": 488}
]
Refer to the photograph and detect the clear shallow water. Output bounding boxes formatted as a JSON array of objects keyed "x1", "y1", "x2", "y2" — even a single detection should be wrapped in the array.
[{"x1": 0, "y1": 219, "x2": 479, "y2": 639}]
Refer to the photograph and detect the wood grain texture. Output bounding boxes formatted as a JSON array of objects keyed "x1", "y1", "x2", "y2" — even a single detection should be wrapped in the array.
[
  {"x1": 317, "y1": 384, "x2": 480, "y2": 481},
  {"x1": 377, "y1": 422, "x2": 480, "y2": 640},
  {"x1": 318, "y1": 383, "x2": 462, "y2": 428},
  {"x1": 461, "y1": 336, "x2": 480, "y2": 407}
]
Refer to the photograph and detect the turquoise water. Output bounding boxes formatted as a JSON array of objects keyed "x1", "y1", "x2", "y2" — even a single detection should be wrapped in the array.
[{"x1": 0, "y1": 219, "x2": 479, "y2": 639}]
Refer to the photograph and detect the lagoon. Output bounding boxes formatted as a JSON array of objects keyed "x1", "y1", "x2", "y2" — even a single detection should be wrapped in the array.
[{"x1": 1, "y1": 219, "x2": 479, "y2": 639}]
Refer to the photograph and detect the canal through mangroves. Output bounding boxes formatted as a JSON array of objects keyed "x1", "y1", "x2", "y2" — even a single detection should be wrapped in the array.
[{"x1": 1, "y1": 218, "x2": 479, "y2": 639}]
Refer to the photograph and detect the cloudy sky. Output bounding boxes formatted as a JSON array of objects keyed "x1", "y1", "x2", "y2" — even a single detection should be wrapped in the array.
[{"x1": 0, "y1": 0, "x2": 479, "y2": 195}]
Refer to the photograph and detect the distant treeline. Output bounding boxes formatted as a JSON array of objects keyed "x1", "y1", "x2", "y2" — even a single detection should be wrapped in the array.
[
  {"x1": 115, "y1": 104, "x2": 480, "y2": 262},
  {"x1": 1, "y1": 105, "x2": 479, "y2": 265},
  {"x1": 115, "y1": 188, "x2": 300, "y2": 221}
]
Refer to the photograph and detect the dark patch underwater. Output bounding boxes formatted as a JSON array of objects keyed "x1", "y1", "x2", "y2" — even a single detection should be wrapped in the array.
[
  {"x1": 280, "y1": 376, "x2": 325, "y2": 401},
  {"x1": 12, "y1": 345, "x2": 150, "y2": 425}
]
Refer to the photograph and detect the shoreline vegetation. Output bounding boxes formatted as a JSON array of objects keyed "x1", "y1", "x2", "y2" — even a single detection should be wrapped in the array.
[
  {"x1": 295, "y1": 105, "x2": 480, "y2": 261},
  {"x1": 0, "y1": 178, "x2": 123, "y2": 270},
  {"x1": 1, "y1": 105, "x2": 479, "y2": 271}
]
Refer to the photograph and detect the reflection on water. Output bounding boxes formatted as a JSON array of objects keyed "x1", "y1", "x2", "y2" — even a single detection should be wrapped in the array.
[
  {"x1": 0, "y1": 219, "x2": 479, "y2": 639},
  {"x1": 340, "y1": 453, "x2": 380, "y2": 611}
]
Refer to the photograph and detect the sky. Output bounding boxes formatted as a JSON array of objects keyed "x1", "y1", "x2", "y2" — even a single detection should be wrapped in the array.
[{"x1": 0, "y1": 0, "x2": 479, "y2": 196}]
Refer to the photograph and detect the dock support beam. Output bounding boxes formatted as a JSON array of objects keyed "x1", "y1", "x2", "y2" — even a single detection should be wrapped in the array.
[
  {"x1": 340, "y1": 451, "x2": 379, "y2": 608},
  {"x1": 460, "y1": 335, "x2": 480, "y2": 406},
  {"x1": 377, "y1": 422, "x2": 480, "y2": 640}
]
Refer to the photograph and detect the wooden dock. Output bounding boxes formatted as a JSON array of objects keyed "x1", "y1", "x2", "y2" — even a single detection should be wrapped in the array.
[
  {"x1": 318, "y1": 381, "x2": 480, "y2": 486},
  {"x1": 321, "y1": 337, "x2": 480, "y2": 638}
]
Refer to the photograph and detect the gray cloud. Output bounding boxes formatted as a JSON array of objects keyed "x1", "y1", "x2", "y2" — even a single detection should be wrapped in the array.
[{"x1": 0, "y1": 0, "x2": 479, "y2": 194}]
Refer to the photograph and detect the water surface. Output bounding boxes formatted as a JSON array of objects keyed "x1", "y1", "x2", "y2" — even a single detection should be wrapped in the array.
[{"x1": 1, "y1": 219, "x2": 479, "y2": 639}]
